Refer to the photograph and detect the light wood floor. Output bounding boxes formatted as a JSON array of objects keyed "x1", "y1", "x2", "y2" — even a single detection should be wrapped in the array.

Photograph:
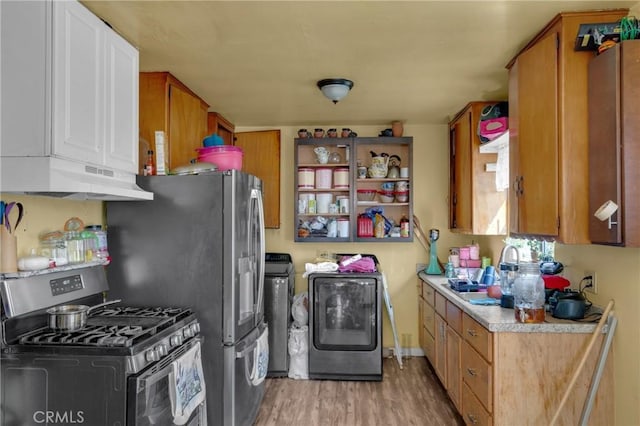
[{"x1": 254, "y1": 357, "x2": 464, "y2": 426}]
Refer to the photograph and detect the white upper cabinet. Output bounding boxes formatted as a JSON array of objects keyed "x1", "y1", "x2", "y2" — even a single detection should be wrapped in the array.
[{"x1": 2, "y1": 0, "x2": 138, "y2": 174}]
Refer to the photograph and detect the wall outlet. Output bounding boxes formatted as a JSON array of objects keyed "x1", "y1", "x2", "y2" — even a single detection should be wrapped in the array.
[{"x1": 584, "y1": 270, "x2": 597, "y2": 294}]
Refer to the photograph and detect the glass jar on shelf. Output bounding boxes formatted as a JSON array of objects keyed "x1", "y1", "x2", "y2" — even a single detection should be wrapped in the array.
[
  {"x1": 65, "y1": 231, "x2": 85, "y2": 264},
  {"x1": 39, "y1": 232, "x2": 68, "y2": 267}
]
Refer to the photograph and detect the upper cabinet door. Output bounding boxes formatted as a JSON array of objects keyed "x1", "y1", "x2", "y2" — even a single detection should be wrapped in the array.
[
  {"x1": 104, "y1": 30, "x2": 139, "y2": 173},
  {"x1": 513, "y1": 32, "x2": 559, "y2": 237},
  {"x1": 52, "y1": 0, "x2": 104, "y2": 165}
]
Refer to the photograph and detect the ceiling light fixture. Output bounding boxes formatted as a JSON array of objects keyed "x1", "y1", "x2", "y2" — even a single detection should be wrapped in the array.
[{"x1": 317, "y1": 78, "x2": 354, "y2": 104}]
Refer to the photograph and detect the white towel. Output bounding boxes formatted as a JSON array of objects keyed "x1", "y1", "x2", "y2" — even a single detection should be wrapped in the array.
[
  {"x1": 169, "y1": 341, "x2": 206, "y2": 425},
  {"x1": 251, "y1": 327, "x2": 269, "y2": 386},
  {"x1": 302, "y1": 261, "x2": 338, "y2": 278},
  {"x1": 495, "y1": 143, "x2": 510, "y2": 192}
]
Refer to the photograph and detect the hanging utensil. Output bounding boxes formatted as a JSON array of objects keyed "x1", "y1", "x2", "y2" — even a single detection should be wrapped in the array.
[{"x1": 3, "y1": 202, "x2": 24, "y2": 234}]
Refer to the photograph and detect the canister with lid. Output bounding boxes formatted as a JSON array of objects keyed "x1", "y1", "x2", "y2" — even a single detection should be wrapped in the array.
[
  {"x1": 333, "y1": 168, "x2": 349, "y2": 189},
  {"x1": 39, "y1": 232, "x2": 68, "y2": 267},
  {"x1": 315, "y1": 168, "x2": 332, "y2": 189},
  {"x1": 298, "y1": 168, "x2": 315, "y2": 189}
]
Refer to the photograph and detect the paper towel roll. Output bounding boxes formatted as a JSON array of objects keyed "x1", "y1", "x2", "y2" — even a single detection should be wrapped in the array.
[{"x1": 594, "y1": 200, "x2": 618, "y2": 221}]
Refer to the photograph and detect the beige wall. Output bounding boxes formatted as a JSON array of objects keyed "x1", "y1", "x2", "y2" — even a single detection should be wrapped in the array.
[{"x1": 0, "y1": 194, "x2": 104, "y2": 258}]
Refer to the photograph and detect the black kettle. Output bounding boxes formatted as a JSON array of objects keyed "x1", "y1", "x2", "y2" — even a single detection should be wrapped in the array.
[{"x1": 549, "y1": 290, "x2": 589, "y2": 320}]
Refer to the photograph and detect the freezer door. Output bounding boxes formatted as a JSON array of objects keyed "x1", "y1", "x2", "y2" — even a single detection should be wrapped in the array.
[
  {"x1": 223, "y1": 322, "x2": 267, "y2": 426},
  {"x1": 223, "y1": 171, "x2": 265, "y2": 344}
]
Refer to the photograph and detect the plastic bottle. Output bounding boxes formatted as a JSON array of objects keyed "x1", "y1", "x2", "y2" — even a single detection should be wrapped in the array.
[
  {"x1": 400, "y1": 215, "x2": 410, "y2": 237},
  {"x1": 144, "y1": 150, "x2": 155, "y2": 176},
  {"x1": 84, "y1": 225, "x2": 110, "y2": 262}
]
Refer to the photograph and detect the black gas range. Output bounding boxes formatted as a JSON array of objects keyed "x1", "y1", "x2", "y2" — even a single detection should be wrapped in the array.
[{"x1": 0, "y1": 265, "x2": 206, "y2": 426}]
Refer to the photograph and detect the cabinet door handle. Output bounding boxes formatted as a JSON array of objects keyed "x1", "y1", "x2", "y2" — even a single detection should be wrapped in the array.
[
  {"x1": 466, "y1": 328, "x2": 477, "y2": 337},
  {"x1": 467, "y1": 414, "x2": 479, "y2": 424},
  {"x1": 466, "y1": 367, "x2": 477, "y2": 377}
]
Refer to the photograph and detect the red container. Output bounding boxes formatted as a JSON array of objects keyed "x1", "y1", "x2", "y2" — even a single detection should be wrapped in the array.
[
  {"x1": 196, "y1": 145, "x2": 243, "y2": 171},
  {"x1": 357, "y1": 214, "x2": 373, "y2": 237}
]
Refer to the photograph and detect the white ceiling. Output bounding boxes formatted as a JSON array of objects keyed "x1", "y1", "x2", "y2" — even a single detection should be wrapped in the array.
[{"x1": 83, "y1": 0, "x2": 638, "y2": 127}]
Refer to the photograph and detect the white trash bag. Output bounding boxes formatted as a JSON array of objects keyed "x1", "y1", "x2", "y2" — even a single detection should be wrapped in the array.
[
  {"x1": 291, "y1": 292, "x2": 308, "y2": 327},
  {"x1": 287, "y1": 325, "x2": 309, "y2": 380}
]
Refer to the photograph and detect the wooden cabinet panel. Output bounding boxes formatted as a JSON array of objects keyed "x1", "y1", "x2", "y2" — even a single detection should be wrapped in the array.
[
  {"x1": 423, "y1": 300, "x2": 435, "y2": 338},
  {"x1": 235, "y1": 130, "x2": 281, "y2": 229},
  {"x1": 168, "y1": 84, "x2": 208, "y2": 169},
  {"x1": 434, "y1": 314, "x2": 447, "y2": 386},
  {"x1": 207, "y1": 112, "x2": 235, "y2": 146},
  {"x1": 422, "y1": 281, "x2": 435, "y2": 305},
  {"x1": 435, "y1": 291, "x2": 446, "y2": 318},
  {"x1": 139, "y1": 72, "x2": 209, "y2": 174},
  {"x1": 462, "y1": 314, "x2": 493, "y2": 362},
  {"x1": 449, "y1": 102, "x2": 507, "y2": 235},
  {"x1": 462, "y1": 340, "x2": 492, "y2": 412},
  {"x1": 462, "y1": 383, "x2": 493, "y2": 426},
  {"x1": 507, "y1": 10, "x2": 628, "y2": 243},
  {"x1": 423, "y1": 326, "x2": 435, "y2": 365},
  {"x1": 446, "y1": 301, "x2": 462, "y2": 335},
  {"x1": 588, "y1": 40, "x2": 640, "y2": 246},
  {"x1": 446, "y1": 326, "x2": 462, "y2": 410}
]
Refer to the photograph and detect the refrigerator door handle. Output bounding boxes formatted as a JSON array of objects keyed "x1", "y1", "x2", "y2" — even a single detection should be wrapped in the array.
[{"x1": 252, "y1": 188, "x2": 266, "y2": 322}]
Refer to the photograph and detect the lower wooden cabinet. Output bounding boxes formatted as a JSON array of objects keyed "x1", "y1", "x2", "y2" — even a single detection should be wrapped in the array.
[
  {"x1": 418, "y1": 278, "x2": 614, "y2": 425},
  {"x1": 462, "y1": 383, "x2": 493, "y2": 426}
]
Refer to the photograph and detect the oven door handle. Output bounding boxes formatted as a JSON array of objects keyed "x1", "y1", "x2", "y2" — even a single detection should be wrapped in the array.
[{"x1": 138, "y1": 338, "x2": 201, "y2": 391}]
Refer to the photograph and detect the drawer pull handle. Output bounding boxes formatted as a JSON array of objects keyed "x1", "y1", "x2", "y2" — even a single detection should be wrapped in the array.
[
  {"x1": 467, "y1": 414, "x2": 479, "y2": 424},
  {"x1": 467, "y1": 367, "x2": 477, "y2": 377},
  {"x1": 467, "y1": 328, "x2": 477, "y2": 337}
]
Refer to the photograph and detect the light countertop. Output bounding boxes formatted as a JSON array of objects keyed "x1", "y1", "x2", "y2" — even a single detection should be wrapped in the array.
[{"x1": 418, "y1": 271, "x2": 602, "y2": 334}]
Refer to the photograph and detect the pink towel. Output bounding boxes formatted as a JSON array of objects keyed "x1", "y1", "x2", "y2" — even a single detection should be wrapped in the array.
[{"x1": 338, "y1": 256, "x2": 377, "y2": 273}]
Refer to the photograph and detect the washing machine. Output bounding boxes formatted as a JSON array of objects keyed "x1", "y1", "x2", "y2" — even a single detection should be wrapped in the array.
[{"x1": 307, "y1": 254, "x2": 382, "y2": 381}]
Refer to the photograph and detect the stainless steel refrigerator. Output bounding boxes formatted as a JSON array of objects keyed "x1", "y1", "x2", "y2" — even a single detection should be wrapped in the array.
[{"x1": 106, "y1": 171, "x2": 266, "y2": 426}]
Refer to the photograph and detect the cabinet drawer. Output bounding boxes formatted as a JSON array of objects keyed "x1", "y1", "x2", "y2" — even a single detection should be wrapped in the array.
[
  {"x1": 423, "y1": 326, "x2": 435, "y2": 364},
  {"x1": 462, "y1": 382, "x2": 493, "y2": 426},
  {"x1": 422, "y1": 281, "x2": 435, "y2": 305},
  {"x1": 423, "y1": 301, "x2": 435, "y2": 337},
  {"x1": 446, "y1": 301, "x2": 463, "y2": 334},
  {"x1": 435, "y1": 291, "x2": 447, "y2": 317},
  {"x1": 462, "y1": 314, "x2": 493, "y2": 362},
  {"x1": 462, "y1": 340, "x2": 492, "y2": 411}
]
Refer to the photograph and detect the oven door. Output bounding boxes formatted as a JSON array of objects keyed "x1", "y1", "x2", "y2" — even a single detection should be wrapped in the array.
[
  {"x1": 130, "y1": 338, "x2": 207, "y2": 426},
  {"x1": 313, "y1": 276, "x2": 378, "y2": 351}
]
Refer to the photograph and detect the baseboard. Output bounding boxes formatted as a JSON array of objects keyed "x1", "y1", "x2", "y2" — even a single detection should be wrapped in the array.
[{"x1": 383, "y1": 347, "x2": 424, "y2": 358}]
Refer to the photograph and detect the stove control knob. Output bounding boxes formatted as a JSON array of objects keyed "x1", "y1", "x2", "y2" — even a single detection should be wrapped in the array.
[
  {"x1": 156, "y1": 344, "x2": 169, "y2": 357},
  {"x1": 183, "y1": 327, "x2": 194, "y2": 339},
  {"x1": 170, "y1": 334, "x2": 183, "y2": 347},
  {"x1": 145, "y1": 348, "x2": 159, "y2": 362},
  {"x1": 190, "y1": 323, "x2": 200, "y2": 335}
]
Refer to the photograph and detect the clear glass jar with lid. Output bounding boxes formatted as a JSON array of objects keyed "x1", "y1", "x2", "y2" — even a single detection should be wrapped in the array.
[
  {"x1": 513, "y1": 261, "x2": 545, "y2": 323},
  {"x1": 39, "y1": 232, "x2": 68, "y2": 267}
]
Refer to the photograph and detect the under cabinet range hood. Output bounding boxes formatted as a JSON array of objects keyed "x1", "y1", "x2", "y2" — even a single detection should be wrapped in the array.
[{"x1": 0, "y1": 157, "x2": 154, "y2": 201}]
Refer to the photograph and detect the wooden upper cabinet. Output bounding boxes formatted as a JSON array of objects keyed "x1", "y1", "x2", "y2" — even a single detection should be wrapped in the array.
[
  {"x1": 235, "y1": 130, "x2": 281, "y2": 229},
  {"x1": 506, "y1": 9, "x2": 628, "y2": 243},
  {"x1": 207, "y1": 112, "x2": 235, "y2": 145},
  {"x1": 139, "y1": 72, "x2": 209, "y2": 173},
  {"x1": 588, "y1": 40, "x2": 640, "y2": 246},
  {"x1": 449, "y1": 102, "x2": 507, "y2": 235}
]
